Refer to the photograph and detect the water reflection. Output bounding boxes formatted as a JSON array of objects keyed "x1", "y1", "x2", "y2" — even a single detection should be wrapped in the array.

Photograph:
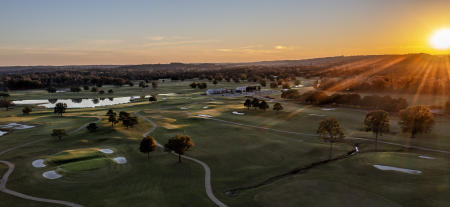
[{"x1": 13, "y1": 96, "x2": 136, "y2": 108}]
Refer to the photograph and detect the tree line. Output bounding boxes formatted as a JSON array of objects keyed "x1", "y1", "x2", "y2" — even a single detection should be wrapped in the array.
[{"x1": 282, "y1": 89, "x2": 408, "y2": 112}]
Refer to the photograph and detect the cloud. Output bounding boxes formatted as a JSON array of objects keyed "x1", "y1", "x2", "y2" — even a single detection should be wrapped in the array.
[
  {"x1": 89, "y1": 39, "x2": 123, "y2": 45},
  {"x1": 217, "y1": 48, "x2": 232, "y2": 52},
  {"x1": 147, "y1": 36, "x2": 165, "y2": 41},
  {"x1": 275, "y1": 45, "x2": 287, "y2": 50},
  {"x1": 142, "y1": 39, "x2": 219, "y2": 47}
]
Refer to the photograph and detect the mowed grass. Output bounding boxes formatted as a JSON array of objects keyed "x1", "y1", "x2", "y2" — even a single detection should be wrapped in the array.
[
  {"x1": 1, "y1": 80, "x2": 449, "y2": 207},
  {"x1": 252, "y1": 152, "x2": 450, "y2": 207},
  {"x1": 57, "y1": 157, "x2": 112, "y2": 172}
]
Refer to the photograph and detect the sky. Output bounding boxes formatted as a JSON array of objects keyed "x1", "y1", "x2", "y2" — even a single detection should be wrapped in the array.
[{"x1": 1, "y1": 0, "x2": 450, "y2": 66}]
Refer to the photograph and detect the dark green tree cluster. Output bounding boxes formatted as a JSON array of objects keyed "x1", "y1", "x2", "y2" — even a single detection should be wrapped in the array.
[
  {"x1": 243, "y1": 98, "x2": 277, "y2": 111},
  {"x1": 189, "y1": 82, "x2": 208, "y2": 89},
  {"x1": 281, "y1": 90, "x2": 408, "y2": 112},
  {"x1": 54, "y1": 103, "x2": 67, "y2": 117},
  {"x1": 0, "y1": 97, "x2": 13, "y2": 110}
]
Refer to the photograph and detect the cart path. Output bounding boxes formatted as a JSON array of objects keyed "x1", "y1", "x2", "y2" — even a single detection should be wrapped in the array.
[
  {"x1": 135, "y1": 111, "x2": 228, "y2": 207},
  {"x1": 0, "y1": 116, "x2": 101, "y2": 207}
]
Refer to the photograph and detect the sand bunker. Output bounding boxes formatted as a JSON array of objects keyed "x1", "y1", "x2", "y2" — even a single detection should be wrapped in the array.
[
  {"x1": 0, "y1": 131, "x2": 7, "y2": 136},
  {"x1": 180, "y1": 107, "x2": 188, "y2": 110},
  {"x1": 158, "y1": 93, "x2": 177, "y2": 96},
  {"x1": 197, "y1": 114, "x2": 213, "y2": 118},
  {"x1": 308, "y1": 114, "x2": 326, "y2": 117},
  {"x1": 232, "y1": 111, "x2": 244, "y2": 115},
  {"x1": 0, "y1": 123, "x2": 35, "y2": 129},
  {"x1": 373, "y1": 164, "x2": 422, "y2": 175},
  {"x1": 203, "y1": 106, "x2": 209, "y2": 109},
  {"x1": 32, "y1": 159, "x2": 46, "y2": 168},
  {"x1": 113, "y1": 157, "x2": 127, "y2": 164},
  {"x1": 321, "y1": 108, "x2": 336, "y2": 111},
  {"x1": 43, "y1": 170, "x2": 62, "y2": 179},
  {"x1": 98, "y1": 148, "x2": 114, "y2": 154},
  {"x1": 418, "y1": 155, "x2": 435, "y2": 159}
]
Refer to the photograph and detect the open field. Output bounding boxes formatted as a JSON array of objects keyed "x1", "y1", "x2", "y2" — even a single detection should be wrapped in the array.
[{"x1": 1, "y1": 80, "x2": 449, "y2": 207}]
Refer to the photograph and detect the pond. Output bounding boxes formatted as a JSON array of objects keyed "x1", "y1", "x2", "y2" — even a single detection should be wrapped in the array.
[{"x1": 13, "y1": 96, "x2": 151, "y2": 108}]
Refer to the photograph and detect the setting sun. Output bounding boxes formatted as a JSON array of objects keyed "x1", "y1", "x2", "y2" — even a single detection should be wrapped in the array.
[{"x1": 429, "y1": 28, "x2": 450, "y2": 50}]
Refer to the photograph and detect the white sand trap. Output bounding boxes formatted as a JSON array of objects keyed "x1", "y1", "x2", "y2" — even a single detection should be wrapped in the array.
[
  {"x1": 321, "y1": 108, "x2": 336, "y2": 111},
  {"x1": 197, "y1": 114, "x2": 213, "y2": 118},
  {"x1": 113, "y1": 157, "x2": 127, "y2": 164},
  {"x1": 180, "y1": 107, "x2": 188, "y2": 110},
  {"x1": 373, "y1": 165, "x2": 422, "y2": 175},
  {"x1": 418, "y1": 155, "x2": 435, "y2": 159},
  {"x1": 0, "y1": 131, "x2": 7, "y2": 136},
  {"x1": 203, "y1": 106, "x2": 209, "y2": 109},
  {"x1": 99, "y1": 148, "x2": 114, "y2": 154},
  {"x1": 308, "y1": 113, "x2": 326, "y2": 117},
  {"x1": 162, "y1": 98, "x2": 167, "y2": 100},
  {"x1": 43, "y1": 170, "x2": 62, "y2": 179},
  {"x1": 0, "y1": 123, "x2": 35, "y2": 129},
  {"x1": 14, "y1": 124, "x2": 35, "y2": 129},
  {"x1": 0, "y1": 123, "x2": 20, "y2": 128},
  {"x1": 32, "y1": 159, "x2": 46, "y2": 168},
  {"x1": 158, "y1": 93, "x2": 177, "y2": 96},
  {"x1": 232, "y1": 111, "x2": 245, "y2": 115}
]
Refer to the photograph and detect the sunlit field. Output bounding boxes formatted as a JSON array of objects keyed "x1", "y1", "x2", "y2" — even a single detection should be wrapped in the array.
[{"x1": 1, "y1": 80, "x2": 449, "y2": 207}]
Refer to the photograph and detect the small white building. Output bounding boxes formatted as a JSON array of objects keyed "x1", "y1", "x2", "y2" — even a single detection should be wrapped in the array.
[
  {"x1": 206, "y1": 88, "x2": 228, "y2": 95},
  {"x1": 235, "y1": 86, "x2": 247, "y2": 93}
]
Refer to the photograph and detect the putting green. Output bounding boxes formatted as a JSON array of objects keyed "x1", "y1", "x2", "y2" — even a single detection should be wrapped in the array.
[
  {"x1": 46, "y1": 148, "x2": 104, "y2": 164},
  {"x1": 57, "y1": 157, "x2": 113, "y2": 172}
]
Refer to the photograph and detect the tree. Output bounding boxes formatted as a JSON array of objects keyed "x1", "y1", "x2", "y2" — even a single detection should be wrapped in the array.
[
  {"x1": 108, "y1": 89, "x2": 114, "y2": 94},
  {"x1": 149, "y1": 96, "x2": 157, "y2": 102},
  {"x1": 22, "y1": 106, "x2": 32, "y2": 115},
  {"x1": 70, "y1": 86, "x2": 81, "y2": 92},
  {"x1": 398, "y1": 106, "x2": 435, "y2": 138},
  {"x1": 118, "y1": 111, "x2": 130, "y2": 121},
  {"x1": 122, "y1": 116, "x2": 138, "y2": 128},
  {"x1": 189, "y1": 82, "x2": 197, "y2": 88},
  {"x1": 106, "y1": 109, "x2": 115, "y2": 116},
  {"x1": 47, "y1": 87, "x2": 57, "y2": 93},
  {"x1": 83, "y1": 85, "x2": 90, "y2": 90},
  {"x1": 259, "y1": 79, "x2": 267, "y2": 87},
  {"x1": 244, "y1": 98, "x2": 252, "y2": 110},
  {"x1": 54, "y1": 103, "x2": 67, "y2": 117},
  {"x1": 317, "y1": 118, "x2": 345, "y2": 160},
  {"x1": 108, "y1": 113, "x2": 118, "y2": 127},
  {"x1": 91, "y1": 87, "x2": 98, "y2": 92},
  {"x1": 164, "y1": 134, "x2": 194, "y2": 163},
  {"x1": 99, "y1": 90, "x2": 105, "y2": 94},
  {"x1": 259, "y1": 100, "x2": 269, "y2": 111},
  {"x1": 364, "y1": 110, "x2": 389, "y2": 151},
  {"x1": 86, "y1": 123, "x2": 98, "y2": 132},
  {"x1": 270, "y1": 82, "x2": 278, "y2": 88},
  {"x1": 273, "y1": 103, "x2": 283, "y2": 112},
  {"x1": 152, "y1": 81, "x2": 158, "y2": 89},
  {"x1": 51, "y1": 129, "x2": 67, "y2": 141},
  {"x1": 251, "y1": 98, "x2": 260, "y2": 109},
  {"x1": 140, "y1": 136, "x2": 157, "y2": 160},
  {"x1": 0, "y1": 98, "x2": 13, "y2": 110}
]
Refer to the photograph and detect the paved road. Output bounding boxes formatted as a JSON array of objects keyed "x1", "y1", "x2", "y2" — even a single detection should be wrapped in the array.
[
  {"x1": 0, "y1": 116, "x2": 101, "y2": 207},
  {"x1": 135, "y1": 111, "x2": 228, "y2": 207},
  {"x1": 193, "y1": 114, "x2": 450, "y2": 155}
]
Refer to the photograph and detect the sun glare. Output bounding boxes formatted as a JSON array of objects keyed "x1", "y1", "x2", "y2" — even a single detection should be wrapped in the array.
[{"x1": 429, "y1": 28, "x2": 450, "y2": 50}]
